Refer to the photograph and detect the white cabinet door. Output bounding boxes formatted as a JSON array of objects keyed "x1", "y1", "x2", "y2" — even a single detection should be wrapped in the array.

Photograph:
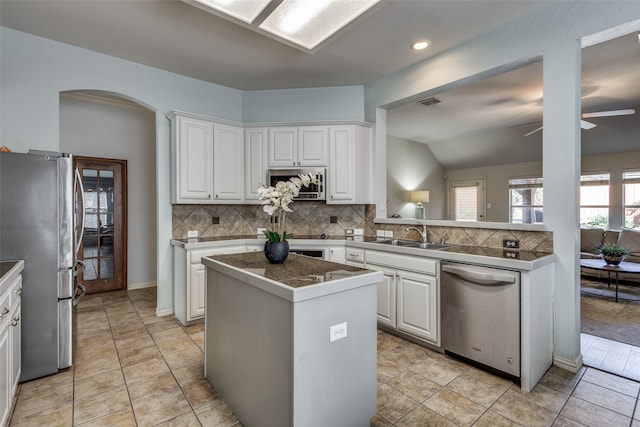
[
  {"x1": 268, "y1": 127, "x2": 298, "y2": 167},
  {"x1": 328, "y1": 126, "x2": 354, "y2": 203},
  {"x1": 368, "y1": 264, "x2": 396, "y2": 328},
  {"x1": 0, "y1": 322, "x2": 9, "y2": 427},
  {"x1": 213, "y1": 123, "x2": 244, "y2": 201},
  {"x1": 397, "y1": 271, "x2": 437, "y2": 342},
  {"x1": 9, "y1": 302, "x2": 20, "y2": 394},
  {"x1": 176, "y1": 116, "x2": 214, "y2": 202},
  {"x1": 189, "y1": 265, "x2": 206, "y2": 320},
  {"x1": 298, "y1": 126, "x2": 328, "y2": 166},
  {"x1": 245, "y1": 128, "x2": 268, "y2": 201},
  {"x1": 328, "y1": 247, "x2": 345, "y2": 263}
]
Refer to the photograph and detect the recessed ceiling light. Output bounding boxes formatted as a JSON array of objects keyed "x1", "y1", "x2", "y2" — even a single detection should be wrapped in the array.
[{"x1": 411, "y1": 40, "x2": 430, "y2": 51}]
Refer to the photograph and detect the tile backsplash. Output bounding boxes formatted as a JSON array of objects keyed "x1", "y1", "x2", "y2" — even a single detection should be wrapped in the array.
[
  {"x1": 172, "y1": 204, "x2": 552, "y2": 253},
  {"x1": 172, "y1": 203, "x2": 376, "y2": 238}
]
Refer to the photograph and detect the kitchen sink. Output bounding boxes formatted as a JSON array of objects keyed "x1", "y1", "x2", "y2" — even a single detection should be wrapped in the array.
[{"x1": 375, "y1": 239, "x2": 450, "y2": 250}]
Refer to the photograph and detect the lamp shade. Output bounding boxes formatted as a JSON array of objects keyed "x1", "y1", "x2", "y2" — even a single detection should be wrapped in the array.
[{"x1": 410, "y1": 190, "x2": 430, "y2": 204}]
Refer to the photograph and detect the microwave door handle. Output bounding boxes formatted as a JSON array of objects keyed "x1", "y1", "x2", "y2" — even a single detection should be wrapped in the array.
[{"x1": 75, "y1": 167, "x2": 86, "y2": 255}]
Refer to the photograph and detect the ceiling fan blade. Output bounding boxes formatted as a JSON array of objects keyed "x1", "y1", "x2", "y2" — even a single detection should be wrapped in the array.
[
  {"x1": 581, "y1": 108, "x2": 635, "y2": 118},
  {"x1": 581, "y1": 120, "x2": 597, "y2": 130},
  {"x1": 523, "y1": 126, "x2": 543, "y2": 137}
]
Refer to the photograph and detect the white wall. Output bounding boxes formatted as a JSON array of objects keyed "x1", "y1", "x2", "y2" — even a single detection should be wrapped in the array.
[
  {"x1": 386, "y1": 136, "x2": 445, "y2": 219},
  {"x1": 364, "y1": 2, "x2": 640, "y2": 370},
  {"x1": 60, "y1": 95, "x2": 157, "y2": 288}
]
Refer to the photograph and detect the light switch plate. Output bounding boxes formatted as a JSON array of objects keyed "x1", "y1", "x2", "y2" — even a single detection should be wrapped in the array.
[
  {"x1": 384, "y1": 230, "x2": 393, "y2": 238},
  {"x1": 376, "y1": 230, "x2": 385, "y2": 237},
  {"x1": 187, "y1": 230, "x2": 198, "y2": 238},
  {"x1": 353, "y1": 228, "x2": 363, "y2": 236}
]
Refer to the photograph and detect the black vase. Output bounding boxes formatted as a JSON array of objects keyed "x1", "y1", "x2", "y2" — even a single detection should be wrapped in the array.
[{"x1": 264, "y1": 240, "x2": 289, "y2": 264}]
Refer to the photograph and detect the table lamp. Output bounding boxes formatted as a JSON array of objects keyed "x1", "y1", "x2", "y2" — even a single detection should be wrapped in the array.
[{"x1": 410, "y1": 190, "x2": 430, "y2": 219}]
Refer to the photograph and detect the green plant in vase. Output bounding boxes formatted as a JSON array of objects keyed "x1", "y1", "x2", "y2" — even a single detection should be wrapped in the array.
[{"x1": 597, "y1": 242, "x2": 630, "y2": 265}]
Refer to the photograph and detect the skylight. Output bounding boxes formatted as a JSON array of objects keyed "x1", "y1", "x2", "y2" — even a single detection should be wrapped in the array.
[{"x1": 185, "y1": 0, "x2": 381, "y2": 52}]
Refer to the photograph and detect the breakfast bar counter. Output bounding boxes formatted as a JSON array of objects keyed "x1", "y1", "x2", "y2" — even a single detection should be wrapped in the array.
[{"x1": 201, "y1": 252, "x2": 383, "y2": 427}]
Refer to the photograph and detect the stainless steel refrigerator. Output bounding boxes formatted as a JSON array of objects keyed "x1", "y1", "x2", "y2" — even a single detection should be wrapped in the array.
[{"x1": 0, "y1": 151, "x2": 85, "y2": 382}]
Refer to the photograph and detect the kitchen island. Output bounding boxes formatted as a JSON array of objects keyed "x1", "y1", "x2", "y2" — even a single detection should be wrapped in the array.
[{"x1": 201, "y1": 252, "x2": 383, "y2": 427}]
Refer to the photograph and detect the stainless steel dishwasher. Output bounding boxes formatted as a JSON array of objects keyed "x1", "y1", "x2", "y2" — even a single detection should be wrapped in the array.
[{"x1": 441, "y1": 262, "x2": 520, "y2": 380}]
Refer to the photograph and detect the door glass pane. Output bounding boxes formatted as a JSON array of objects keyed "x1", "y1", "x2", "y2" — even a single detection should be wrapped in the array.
[
  {"x1": 454, "y1": 186, "x2": 478, "y2": 221},
  {"x1": 100, "y1": 258, "x2": 114, "y2": 279},
  {"x1": 100, "y1": 236, "x2": 113, "y2": 256},
  {"x1": 83, "y1": 259, "x2": 98, "y2": 281}
]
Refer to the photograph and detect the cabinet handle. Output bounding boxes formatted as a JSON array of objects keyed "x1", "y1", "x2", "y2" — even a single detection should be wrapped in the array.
[
  {"x1": 12, "y1": 315, "x2": 19, "y2": 322},
  {"x1": 215, "y1": 194, "x2": 218, "y2": 198},
  {"x1": 14, "y1": 288, "x2": 22, "y2": 296},
  {"x1": 11, "y1": 317, "x2": 19, "y2": 327},
  {"x1": 1, "y1": 308, "x2": 9, "y2": 317}
]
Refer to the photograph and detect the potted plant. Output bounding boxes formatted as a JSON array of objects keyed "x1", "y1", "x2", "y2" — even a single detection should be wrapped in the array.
[
  {"x1": 597, "y1": 242, "x2": 630, "y2": 265},
  {"x1": 257, "y1": 173, "x2": 318, "y2": 263}
]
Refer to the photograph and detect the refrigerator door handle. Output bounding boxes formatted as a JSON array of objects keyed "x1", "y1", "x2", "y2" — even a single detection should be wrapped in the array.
[
  {"x1": 73, "y1": 284, "x2": 86, "y2": 307},
  {"x1": 75, "y1": 167, "x2": 86, "y2": 256}
]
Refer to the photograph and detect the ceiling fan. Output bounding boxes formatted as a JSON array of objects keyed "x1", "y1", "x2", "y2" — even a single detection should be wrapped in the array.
[{"x1": 523, "y1": 108, "x2": 636, "y2": 136}]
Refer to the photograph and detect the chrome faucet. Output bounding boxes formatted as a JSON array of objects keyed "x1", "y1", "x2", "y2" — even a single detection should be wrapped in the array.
[{"x1": 406, "y1": 224, "x2": 428, "y2": 243}]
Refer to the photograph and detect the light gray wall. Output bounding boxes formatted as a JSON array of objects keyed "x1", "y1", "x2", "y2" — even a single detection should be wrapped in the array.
[
  {"x1": 582, "y1": 150, "x2": 640, "y2": 230},
  {"x1": 60, "y1": 95, "x2": 157, "y2": 288},
  {"x1": 386, "y1": 136, "x2": 445, "y2": 219},
  {"x1": 0, "y1": 27, "x2": 368, "y2": 314},
  {"x1": 243, "y1": 86, "x2": 365, "y2": 123},
  {"x1": 364, "y1": 2, "x2": 640, "y2": 370},
  {"x1": 446, "y1": 161, "x2": 543, "y2": 223},
  {"x1": 0, "y1": 26, "x2": 243, "y2": 314}
]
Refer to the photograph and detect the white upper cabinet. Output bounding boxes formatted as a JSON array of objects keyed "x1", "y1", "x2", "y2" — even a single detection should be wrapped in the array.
[
  {"x1": 268, "y1": 126, "x2": 328, "y2": 167},
  {"x1": 213, "y1": 123, "x2": 244, "y2": 201},
  {"x1": 328, "y1": 125, "x2": 372, "y2": 204},
  {"x1": 170, "y1": 112, "x2": 244, "y2": 204},
  {"x1": 172, "y1": 114, "x2": 214, "y2": 203},
  {"x1": 245, "y1": 128, "x2": 268, "y2": 201}
]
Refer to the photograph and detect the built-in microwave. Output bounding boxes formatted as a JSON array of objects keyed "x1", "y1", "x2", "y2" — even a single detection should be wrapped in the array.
[{"x1": 267, "y1": 168, "x2": 325, "y2": 201}]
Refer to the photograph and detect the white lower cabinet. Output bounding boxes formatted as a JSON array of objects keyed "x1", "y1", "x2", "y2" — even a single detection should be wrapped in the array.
[
  {"x1": 328, "y1": 246, "x2": 345, "y2": 263},
  {"x1": 396, "y1": 271, "x2": 437, "y2": 342},
  {"x1": 365, "y1": 250, "x2": 439, "y2": 345},
  {"x1": 0, "y1": 274, "x2": 21, "y2": 427},
  {"x1": 174, "y1": 245, "x2": 246, "y2": 325}
]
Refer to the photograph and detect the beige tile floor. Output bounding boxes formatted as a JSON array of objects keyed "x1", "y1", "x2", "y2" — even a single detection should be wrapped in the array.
[{"x1": 8, "y1": 288, "x2": 640, "y2": 426}]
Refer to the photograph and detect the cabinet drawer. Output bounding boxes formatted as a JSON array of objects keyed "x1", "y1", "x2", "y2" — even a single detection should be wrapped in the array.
[
  {"x1": 366, "y1": 251, "x2": 437, "y2": 275},
  {"x1": 189, "y1": 246, "x2": 246, "y2": 263},
  {"x1": 345, "y1": 248, "x2": 365, "y2": 263}
]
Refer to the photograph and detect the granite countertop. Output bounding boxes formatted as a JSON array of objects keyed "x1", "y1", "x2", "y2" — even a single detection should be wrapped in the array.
[{"x1": 208, "y1": 252, "x2": 372, "y2": 288}]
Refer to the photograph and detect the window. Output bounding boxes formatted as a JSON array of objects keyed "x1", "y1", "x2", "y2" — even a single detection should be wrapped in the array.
[
  {"x1": 509, "y1": 177, "x2": 543, "y2": 224},
  {"x1": 450, "y1": 179, "x2": 484, "y2": 221},
  {"x1": 623, "y1": 170, "x2": 640, "y2": 229},
  {"x1": 580, "y1": 173, "x2": 610, "y2": 228}
]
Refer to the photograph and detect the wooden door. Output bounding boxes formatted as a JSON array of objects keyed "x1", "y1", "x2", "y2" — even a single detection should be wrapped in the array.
[{"x1": 75, "y1": 157, "x2": 127, "y2": 294}]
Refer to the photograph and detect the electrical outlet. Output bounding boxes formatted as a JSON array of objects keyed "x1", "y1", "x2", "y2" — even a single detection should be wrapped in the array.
[
  {"x1": 187, "y1": 230, "x2": 198, "y2": 238},
  {"x1": 330, "y1": 322, "x2": 347, "y2": 342},
  {"x1": 503, "y1": 239, "x2": 519, "y2": 249},
  {"x1": 257, "y1": 227, "x2": 266, "y2": 235},
  {"x1": 503, "y1": 250, "x2": 520, "y2": 259},
  {"x1": 376, "y1": 230, "x2": 385, "y2": 237},
  {"x1": 384, "y1": 230, "x2": 393, "y2": 238}
]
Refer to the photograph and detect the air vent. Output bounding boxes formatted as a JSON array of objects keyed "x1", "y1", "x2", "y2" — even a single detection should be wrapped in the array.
[{"x1": 417, "y1": 97, "x2": 441, "y2": 106}]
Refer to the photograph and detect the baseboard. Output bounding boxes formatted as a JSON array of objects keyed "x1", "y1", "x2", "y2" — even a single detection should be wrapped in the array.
[
  {"x1": 553, "y1": 353, "x2": 584, "y2": 373},
  {"x1": 156, "y1": 307, "x2": 174, "y2": 317},
  {"x1": 127, "y1": 281, "x2": 157, "y2": 290}
]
